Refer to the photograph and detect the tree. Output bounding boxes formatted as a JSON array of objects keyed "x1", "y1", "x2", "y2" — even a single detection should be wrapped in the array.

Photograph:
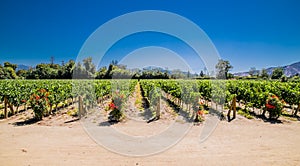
[
  {"x1": 227, "y1": 73, "x2": 234, "y2": 79},
  {"x1": 215, "y1": 59, "x2": 233, "y2": 79},
  {"x1": 271, "y1": 67, "x2": 284, "y2": 79},
  {"x1": 0, "y1": 65, "x2": 6, "y2": 79},
  {"x1": 260, "y1": 68, "x2": 269, "y2": 79},
  {"x1": 63, "y1": 60, "x2": 75, "y2": 78},
  {"x1": 35, "y1": 64, "x2": 53, "y2": 79},
  {"x1": 200, "y1": 70, "x2": 204, "y2": 77},
  {"x1": 26, "y1": 68, "x2": 39, "y2": 79},
  {"x1": 111, "y1": 60, "x2": 118, "y2": 65},
  {"x1": 104, "y1": 64, "x2": 114, "y2": 79},
  {"x1": 289, "y1": 75, "x2": 300, "y2": 82},
  {"x1": 281, "y1": 75, "x2": 288, "y2": 82},
  {"x1": 3, "y1": 67, "x2": 18, "y2": 79},
  {"x1": 4, "y1": 62, "x2": 17, "y2": 71},
  {"x1": 96, "y1": 67, "x2": 107, "y2": 79},
  {"x1": 73, "y1": 62, "x2": 86, "y2": 79},
  {"x1": 83, "y1": 57, "x2": 96, "y2": 78},
  {"x1": 0, "y1": 63, "x2": 18, "y2": 79},
  {"x1": 170, "y1": 69, "x2": 186, "y2": 79},
  {"x1": 83, "y1": 57, "x2": 94, "y2": 72},
  {"x1": 249, "y1": 67, "x2": 257, "y2": 76},
  {"x1": 72, "y1": 57, "x2": 96, "y2": 79},
  {"x1": 17, "y1": 69, "x2": 28, "y2": 78},
  {"x1": 111, "y1": 68, "x2": 132, "y2": 79}
]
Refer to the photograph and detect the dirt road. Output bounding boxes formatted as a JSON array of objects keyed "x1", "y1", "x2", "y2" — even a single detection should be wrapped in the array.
[{"x1": 0, "y1": 112, "x2": 300, "y2": 166}]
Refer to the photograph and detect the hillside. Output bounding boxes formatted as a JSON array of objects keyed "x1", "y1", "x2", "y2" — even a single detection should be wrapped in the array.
[{"x1": 234, "y1": 61, "x2": 300, "y2": 77}]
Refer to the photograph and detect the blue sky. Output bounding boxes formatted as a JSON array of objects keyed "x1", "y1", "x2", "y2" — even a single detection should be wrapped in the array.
[{"x1": 0, "y1": 0, "x2": 299, "y2": 73}]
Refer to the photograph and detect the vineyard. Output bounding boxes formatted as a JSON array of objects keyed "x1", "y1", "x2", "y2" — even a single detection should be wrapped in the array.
[{"x1": 0, "y1": 79, "x2": 300, "y2": 121}]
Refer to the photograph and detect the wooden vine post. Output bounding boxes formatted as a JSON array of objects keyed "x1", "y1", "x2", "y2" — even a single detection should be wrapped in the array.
[
  {"x1": 4, "y1": 96, "x2": 15, "y2": 117},
  {"x1": 78, "y1": 96, "x2": 84, "y2": 119},
  {"x1": 8, "y1": 102, "x2": 14, "y2": 115},
  {"x1": 294, "y1": 102, "x2": 300, "y2": 116},
  {"x1": 227, "y1": 95, "x2": 237, "y2": 120},
  {"x1": 4, "y1": 96, "x2": 8, "y2": 118},
  {"x1": 156, "y1": 96, "x2": 161, "y2": 120}
]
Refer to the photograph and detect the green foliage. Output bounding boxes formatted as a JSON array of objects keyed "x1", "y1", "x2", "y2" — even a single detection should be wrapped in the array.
[
  {"x1": 0, "y1": 57, "x2": 202, "y2": 79},
  {"x1": 108, "y1": 80, "x2": 137, "y2": 121},
  {"x1": 82, "y1": 57, "x2": 96, "y2": 78},
  {"x1": 0, "y1": 79, "x2": 299, "y2": 121},
  {"x1": 140, "y1": 80, "x2": 162, "y2": 111},
  {"x1": 29, "y1": 89, "x2": 50, "y2": 120},
  {"x1": 249, "y1": 67, "x2": 257, "y2": 76},
  {"x1": 215, "y1": 59, "x2": 233, "y2": 79},
  {"x1": 195, "y1": 110, "x2": 205, "y2": 122},
  {"x1": 289, "y1": 75, "x2": 300, "y2": 82},
  {"x1": 108, "y1": 107, "x2": 123, "y2": 121},
  {"x1": 237, "y1": 109, "x2": 254, "y2": 119},
  {"x1": 4, "y1": 62, "x2": 17, "y2": 71},
  {"x1": 195, "y1": 102, "x2": 205, "y2": 122},
  {"x1": 111, "y1": 68, "x2": 133, "y2": 79},
  {"x1": 0, "y1": 80, "x2": 113, "y2": 118},
  {"x1": 16, "y1": 69, "x2": 28, "y2": 78},
  {"x1": 21, "y1": 60, "x2": 75, "y2": 79},
  {"x1": 271, "y1": 67, "x2": 284, "y2": 79},
  {"x1": 0, "y1": 66, "x2": 18, "y2": 79},
  {"x1": 260, "y1": 68, "x2": 269, "y2": 79},
  {"x1": 96, "y1": 67, "x2": 107, "y2": 79},
  {"x1": 67, "y1": 108, "x2": 78, "y2": 117},
  {"x1": 199, "y1": 70, "x2": 204, "y2": 77},
  {"x1": 265, "y1": 94, "x2": 284, "y2": 119}
]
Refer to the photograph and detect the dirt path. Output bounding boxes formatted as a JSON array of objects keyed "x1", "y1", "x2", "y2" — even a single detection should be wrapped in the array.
[
  {"x1": 1, "y1": 114, "x2": 300, "y2": 165},
  {"x1": 124, "y1": 83, "x2": 177, "y2": 122},
  {"x1": 1, "y1": 88, "x2": 300, "y2": 165}
]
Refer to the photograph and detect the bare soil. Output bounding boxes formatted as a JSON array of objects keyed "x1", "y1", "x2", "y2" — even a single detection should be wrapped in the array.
[{"x1": 1, "y1": 89, "x2": 300, "y2": 165}]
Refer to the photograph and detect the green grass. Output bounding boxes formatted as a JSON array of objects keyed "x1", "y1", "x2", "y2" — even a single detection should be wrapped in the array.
[
  {"x1": 237, "y1": 109, "x2": 254, "y2": 119},
  {"x1": 0, "y1": 110, "x2": 3, "y2": 118},
  {"x1": 281, "y1": 110, "x2": 298, "y2": 121},
  {"x1": 67, "y1": 108, "x2": 78, "y2": 117}
]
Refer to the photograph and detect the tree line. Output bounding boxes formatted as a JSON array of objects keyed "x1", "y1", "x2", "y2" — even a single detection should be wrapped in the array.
[
  {"x1": 0, "y1": 57, "x2": 193, "y2": 79},
  {"x1": 0, "y1": 57, "x2": 299, "y2": 81}
]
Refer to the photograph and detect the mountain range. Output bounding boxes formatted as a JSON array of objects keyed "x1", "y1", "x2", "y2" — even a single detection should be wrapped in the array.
[
  {"x1": 234, "y1": 61, "x2": 300, "y2": 77},
  {"x1": 16, "y1": 64, "x2": 30, "y2": 71}
]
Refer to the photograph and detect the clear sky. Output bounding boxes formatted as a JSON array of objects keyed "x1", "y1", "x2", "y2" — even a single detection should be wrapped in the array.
[{"x1": 0, "y1": 0, "x2": 299, "y2": 73}]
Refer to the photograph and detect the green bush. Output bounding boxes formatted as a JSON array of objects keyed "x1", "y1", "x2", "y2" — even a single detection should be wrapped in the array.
[
  {"x1": 265, "y1": 94, "x2": 284, "y2": 119},
  {"x1": 29, "y1": 89, "x2": 50, "y2": 120}
]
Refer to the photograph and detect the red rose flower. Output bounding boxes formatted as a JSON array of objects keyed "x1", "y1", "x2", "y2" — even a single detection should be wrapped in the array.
[
  {"x1": 266, "y1": 103, "x2": 275, "y2": 109},
  {"x1": 109, "y1": 102, "x2": 117, "y2": 109},
  {"x1": 197, "y1": 110, "x2": 204, "y2": 116}
]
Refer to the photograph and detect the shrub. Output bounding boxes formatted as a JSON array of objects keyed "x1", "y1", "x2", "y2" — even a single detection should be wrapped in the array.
[
  {"x1": 194, "y1": 101, "x2": 205, "y2": 122},
  {"x1": 29, "y1": 89, "x2": 50, "y2": 120},
  {"x1": 265, "y1": 94, "x2": 284, "y2": 119},
  {"x1": 108, "y1": 91, "x2": 125, "y2": 122}
]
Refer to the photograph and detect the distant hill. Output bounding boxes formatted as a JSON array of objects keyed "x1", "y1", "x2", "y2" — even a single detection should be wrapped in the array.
[
  {"x1": 234, "y1": 61, "x2": 300, "y2": 77},
  {"x1": 16, "y1": 64, "x2": 30, "y2": 71}
]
